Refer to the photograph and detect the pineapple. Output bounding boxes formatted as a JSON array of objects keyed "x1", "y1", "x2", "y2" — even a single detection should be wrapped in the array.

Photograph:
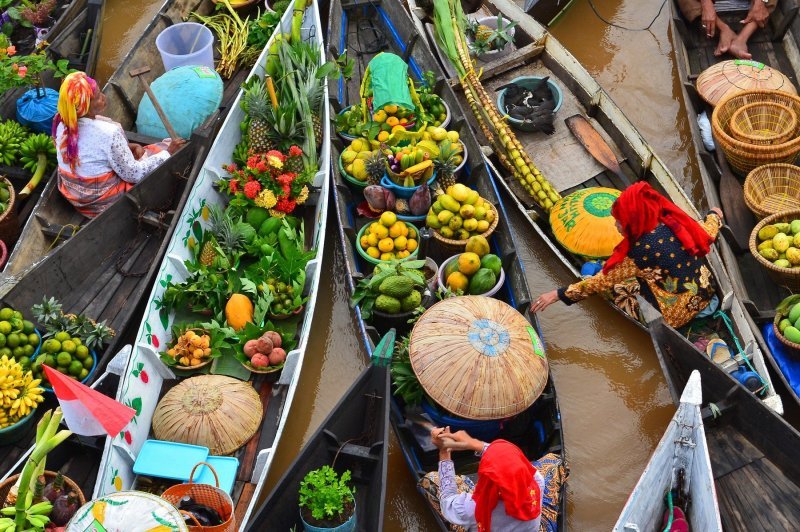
[
  {"x1": 434, "y1": 141, "x2": 459, "y2": 190},
  {"x1": 266, "y1": 103, "x2": 304, "y2": 153},
  {"x1": 365, "y1": 150, "x2": 386, "y2": 185},
  {"x1": 243, "y1": 80, "x2": 272, "y2": 154},
  {"x1": 200, "y1": 206, "x2": 247, "y2": 267},
  {"x1": 475, "y1": 24, "x2": 493, "y2": 43}
]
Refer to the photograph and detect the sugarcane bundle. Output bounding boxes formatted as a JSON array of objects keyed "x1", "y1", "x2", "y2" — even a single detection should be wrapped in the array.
[{"x1": 432, "y1": 0, "x2": 560, "y2": 212}]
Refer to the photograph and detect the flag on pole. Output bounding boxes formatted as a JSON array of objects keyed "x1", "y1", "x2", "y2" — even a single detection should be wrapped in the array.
[{"x1": 43, "y1": 365, "x2": 136, "y2": 437}]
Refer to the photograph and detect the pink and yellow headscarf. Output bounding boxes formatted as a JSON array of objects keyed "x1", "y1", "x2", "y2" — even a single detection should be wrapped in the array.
[{"x1": 52, "y1": 71, "x2": 98, "y2": 172}]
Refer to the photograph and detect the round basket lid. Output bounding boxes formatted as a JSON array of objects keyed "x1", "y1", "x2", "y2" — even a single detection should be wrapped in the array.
[
  {"x1": 409, "y1": 296, "x2": 549, "y2": 420},
  {"x1": 67, "y1": 490, "x2": 188, "y2": 531},
  {"x1": 153, "y1": 375, "x2": 263, "y2": 455},
  {"x1": 696, "y1": 60, "x2": 797, "y2": 106},
  {"x1": 549, "y1": 187, "x2": 622, "y2": 259}
]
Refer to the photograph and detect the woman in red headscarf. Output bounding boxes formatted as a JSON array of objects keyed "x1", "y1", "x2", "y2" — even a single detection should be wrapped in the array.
[
  {"x1": 531, "y1": 182, "x2": 724, "y2": 328},
  {"x1": 427, "y1": 427, "x2": 544, "y2": 531},
  {"x1": 52, "y1": 72, "x2": 185, "y2": 218}
]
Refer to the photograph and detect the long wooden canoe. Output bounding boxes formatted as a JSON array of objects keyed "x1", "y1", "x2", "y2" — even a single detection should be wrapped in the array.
[
  {"x1": 668, "y1": 0, "x2": 800, "y2": 417},
  {"x1": 409, "y1": 0, "x2": 783, "y2": 414},
  {"x1": 328, "y1": 1, "x2": 566, "y2": 529},
  {"x1": 91, "y1": 2, "x2": 331, "y2": 530},
  {"x1": 642, "y1": 299, "x2": 800, "y2": 531},
  {"x1": 614, "y1": 370, "x2": 722, "y2": 532},
  {"x1": 3, "y1": 0, "x2": 257, "y2": 278},
  {"x1": 248, "y1": 341, "x2": 392, "y2": 531}
]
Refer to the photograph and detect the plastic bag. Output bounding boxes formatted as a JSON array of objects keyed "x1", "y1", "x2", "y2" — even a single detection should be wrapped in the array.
[{"x1": 16, "y1": 88, "x2": 58, "y2": 134}]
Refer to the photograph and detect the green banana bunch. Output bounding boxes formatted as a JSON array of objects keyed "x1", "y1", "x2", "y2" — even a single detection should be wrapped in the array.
[
  {"x1": 19, "y1": 134, "x2": 56, "y2": 175},
  {"x1": 0, "y1": 120, "x2": 31, "y2": 167}
]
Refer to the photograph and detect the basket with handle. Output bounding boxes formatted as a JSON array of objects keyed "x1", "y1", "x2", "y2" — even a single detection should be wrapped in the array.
[
  {"x1": 743, "y1": 163, "x2": 800, "y2": 218},
  {"x1": 749, "y1": 209, "x2": 800, "y2": 291},
  {"x1": 431, "y1": 203, "x2": 499, "y2": 253},
  {"x1": 712, "y1": 90, "x2": 800, "y2": 174},
  {"x1": 161, "y1": 462, "x2": 235, "y2": 532}
]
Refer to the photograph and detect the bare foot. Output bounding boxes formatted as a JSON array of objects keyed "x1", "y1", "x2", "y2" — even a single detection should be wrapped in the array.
[
  {"x1": 728, "y1": 37, "x2": 753, "y2": 59},
  {"x1": 714, "y1": 25, "x2": 736, "y2": 56}
]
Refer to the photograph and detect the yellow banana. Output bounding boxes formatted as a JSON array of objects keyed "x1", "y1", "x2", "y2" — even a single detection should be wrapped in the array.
[{"x1": 402, "y1": 159, "x2": 433, "y2": 177}]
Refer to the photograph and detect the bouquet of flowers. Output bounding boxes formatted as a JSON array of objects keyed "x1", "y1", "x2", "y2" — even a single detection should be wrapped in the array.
[{"x1": 223, "y1": 146, "x2": 311, "y2": 218}]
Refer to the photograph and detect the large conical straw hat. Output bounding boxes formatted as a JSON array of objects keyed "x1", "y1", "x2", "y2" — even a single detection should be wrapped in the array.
[
  {"x1": 409, "y1": 296, "x2": 548, "y2": 420},
  {"x1": 549, "y1": 187, "x2": 622, "y2": 259},
  {"x1": 153, "y1": 375, "x2": 263, "y2": 455},
  {"x1": 696, "y1": 60, "x2": 796, "y2": 106}
]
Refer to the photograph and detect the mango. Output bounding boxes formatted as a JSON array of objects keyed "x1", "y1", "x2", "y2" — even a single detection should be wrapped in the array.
[
  {"x1": 426, "y1": 212, "x2": 442, "y2": 229},
  {"x1": 463, "y1": 218, "x2": 478, "y2": 232},
  {"x1": 460, "y1": 205, "x2": 475, "y2": 219},
  {"x1": 784, "y1": 325, "x2": 800, "y2": 344},
  {"x1": 438, "y1": 210, "x2": 454, "y2": 224},
  {"x1": 439, "y1": 226, "x2": 454, "y2": 239},
  {"x1": 791, "y1": 220, "x2": 800, "y2": 235},
  {"x1": 759, "y1": 225, "x2": 779, "y2": 241},
  {"x1": 773, "y1": 233, "x2": 791, "y2": 253},
  {"x1": 448, "y1": 215, "x2": 463, "y2": 231},
  {"x1": 776, "y1": 259, "x2": 791, "y2": 269},
  {"x1": 788, "y1": 247, "x2": 800, "y2": 265},
  {"x1": 789, "y1": 303, "x2": 800, "y2": 324},
  {"x1": 474, "y1": 206, "x2": 487, "y2": 221},
  {"x1": 439, "y1": 194, "x2": 461, "y2": 213},
  {"x1": 431, "y1": 201, "x2": 444, "y2": 215},
  {"x1": 450, "y1": 183, "x2": 470, "y2": 203},
  {"x1": 775, "y1": 222, "x2": 791, "y2": 234},
  {"x1": 793, "y1": 234, "x2": 800, "y2": 247},
  {"x1": 341, "y1": 150, "x2": 357, "y2": 164},
  {"x1": 351, "y1": 159, "x2": 367, "y2": 181},
  {"x1": 760, "y1": 248, "x2": 779, "y2": 261},
  {"x1": 465, "y1": 235, "x2": 490, "y2": 257},
  {"x1": 758, "y1": 240, "x2": 774, "y2": 251},
  {"x1": 780, "y1": 318, "x2": 792, "y2": 333}
]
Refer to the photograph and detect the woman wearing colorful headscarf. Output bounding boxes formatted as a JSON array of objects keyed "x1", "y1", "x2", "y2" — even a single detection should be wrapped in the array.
[
  {"x1": 52, "y1": 71, "x2": 185, "y2": 218},
  {"x1": 425, "y1": 428, "x2": 545, "y2": 531},
  {"x1": 531, "y1": 182, "x2": 724, "y2": 328}
]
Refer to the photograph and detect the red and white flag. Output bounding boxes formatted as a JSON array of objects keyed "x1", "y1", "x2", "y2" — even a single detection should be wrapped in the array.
[{"x1": 43, "y1": 365, "x2": 135, "y2": 437}]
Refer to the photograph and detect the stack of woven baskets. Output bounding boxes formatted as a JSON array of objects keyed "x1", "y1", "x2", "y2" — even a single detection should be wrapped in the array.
[{"x1": 712, "y1": 90, "x2": 800, "y2": 175}]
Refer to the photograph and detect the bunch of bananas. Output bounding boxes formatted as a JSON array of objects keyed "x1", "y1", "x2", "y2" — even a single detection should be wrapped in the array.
[
  {"x1": 0, "y1": 500, "x2": 52, "y2": 530},
  {"x1": 0, "y1": 120, "x2": 30, "y2": 167},
  {"x1": 0, "y1": 355, "x2": 44, "y2": 426},
  {"x1": 19, "y1": 134, "x2": 56, "y2": 175}
]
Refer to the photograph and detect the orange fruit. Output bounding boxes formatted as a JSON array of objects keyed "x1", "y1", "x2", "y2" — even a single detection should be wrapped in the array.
[
  {"x1": 406, "y1": 239, "x2": 418, "y2": 252},
  {"x1": 458, "y1": 252, "x2": 481, "y2": 276},
  {"x1": 378, "y1": 237, "x2": 395, "y2": 253},
  {"x1": 377, "y1": 131, "x2": 390, "y2": 142},
  {"x1": 446, "y1": 272, "x2": 469, "y2": 293},
  {"x1": 367, "y1": 247, "x2": 380, "y2": 259},
  {"x1": 380, "y1": 252, "x2": 395, "y2": 261},
  {"x1": 391, "y1": 125, "x2": 406, "y2": 134},
  {"x1": 386, "y1": 116, "x2": 400, "y2": 127},
  {"x1": 394, "y1": 235, "x2": 408, "y2": 251},
  {"x1": 360, "y1": 235, "x2": 370, "y2": 249},
  {"x1": 380, "y1": 211, "x2": 397, "y2": 227},
  {"x1": 374, "y1": 224, "x2": 389, "y2": 239},
  {"x1": 389, "y1": 221, "x2": 406, "y2": 238}
]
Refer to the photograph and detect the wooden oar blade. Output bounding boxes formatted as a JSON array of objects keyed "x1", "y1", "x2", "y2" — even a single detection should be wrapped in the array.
[{"x1": 565, "y1": 114, "x2": 625, "y2": 180}]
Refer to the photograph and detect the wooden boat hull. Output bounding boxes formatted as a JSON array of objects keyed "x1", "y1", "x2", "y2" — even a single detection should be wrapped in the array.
[
  {"x1": 92, "y1": 4, "x2": 331, "y2": 531},
  {"x1": 667, "y1": 0, "x2": 800, "y2": 418},
  {"x1": 614, "y1": 370, "x2": 722, "y2": 532},
  {"x1": 47, "y1": 0, "x2": 105, "y2": 76},
  {"x1": 410, "y1": 0, "x2": 783, "y2": 414},
  {"x1": 642, "y1": 300, "x2": 800, "y2": 531},
  {"x1": 328, "y1": 1, "x2": 566, "y2": 529},
  {"x1": 246, "y1": 363, "x2": 391, "y2": 531}
]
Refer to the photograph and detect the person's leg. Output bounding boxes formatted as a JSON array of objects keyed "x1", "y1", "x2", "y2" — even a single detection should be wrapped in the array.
[
  {"x1": 714, "y1": 18, "x2": 738, "y2": 56},
  {"x1": 729, "y1": 0, "x2": 777, "y2": 59},
  {"x1": 676, "y1": 0, "x2": 703, "y2": 22}
]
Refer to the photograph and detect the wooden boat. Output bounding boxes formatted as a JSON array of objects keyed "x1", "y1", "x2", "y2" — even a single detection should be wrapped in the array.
[
  {"x1": 90, "y1": 2, "x2": 331, "y2": 530},
  {"x1": 247, "y1": 340, "x2": 392, "y2": 531},
  {"x1": 642, "y1": 299, "x2": 800, "y2": 531},
  {"x1": 408, "y1": 0, "x2": 783, "y2": 414},
  {"x1": 408, "y1": 0, "x2": 574, "y2": 27},
  {"x1": 2, "y1": 0, "x2": 274, "y2": 278},
  {"x1": 614, "y1": 370, "x2": 722, "y2": 532},
  {"x1": 328, "y1": 0, "x2": 566, "y2": 528},
  {"x1": 668, "y1": 0, "x2": 800, "y2": 417}
]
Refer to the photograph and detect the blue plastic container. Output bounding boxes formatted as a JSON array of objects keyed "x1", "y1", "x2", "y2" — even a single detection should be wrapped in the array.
[
  {"x1": 496, "y1": 76, "x2": 563, "y2": 133},
  {"x1": 380, "y1": 173, "x2": 437, "y2": 199},
  {"x1": 301, "y1": 502, "x2": 356, "y2": 532},
  {"x1": 0, "y1": 410, "x2": 35, "y2": 445},
  {"x1": 33, "y1": 347, "x2": 97, "y2": 393},
  {"x1": 421, "y1": 397, "x2": 502, "y2": 441}
]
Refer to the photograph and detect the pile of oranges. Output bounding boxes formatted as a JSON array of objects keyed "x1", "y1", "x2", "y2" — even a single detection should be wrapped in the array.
[
  {"x1": 359, "y1": 212, "x2": 418, "y2": 261},
  {"x1": 166, "y1": 329, "x2": 212, "y2": 367}
]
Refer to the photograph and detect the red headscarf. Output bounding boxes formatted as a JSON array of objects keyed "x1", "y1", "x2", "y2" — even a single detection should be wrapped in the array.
[
  {"x1": 472, "y1": 440, "x2": 541, "y2": 531},
  {"x1": 603, "y1": 182, "x2": 713, "y2": 274}
]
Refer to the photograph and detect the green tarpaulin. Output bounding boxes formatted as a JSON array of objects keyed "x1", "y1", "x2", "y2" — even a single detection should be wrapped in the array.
[{"x1": 368, "y1": 53, "x2": 414, "y2": 111}]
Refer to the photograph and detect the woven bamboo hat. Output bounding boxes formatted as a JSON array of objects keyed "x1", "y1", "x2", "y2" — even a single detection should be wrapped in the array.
[
  {"x1": 152, "y1": 375, "x2": 263, "y2": 455},
  {"x1": 408, "y1": 296, "x2": 548, "y2": 420},
  {"x1": 696, "y1": 60, "x2": 797, "y2": 107},
  {"x1": 549, "y1": 187, "x2": 622, "y2": 259}
]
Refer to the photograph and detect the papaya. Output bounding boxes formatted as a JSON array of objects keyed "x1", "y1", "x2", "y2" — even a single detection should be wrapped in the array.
[
  {"x1": 468, "y1": 268, "x2": 497, "y2": 295},
  {"x1": 480, "y1": 254, "x2": 502, "y2": 277},
  {"x1": 225, "y1": 294, "x2": 253, "y2": 331},
  {"x1": 443, "y1": 258, "x2": 460, "y2": 281}
]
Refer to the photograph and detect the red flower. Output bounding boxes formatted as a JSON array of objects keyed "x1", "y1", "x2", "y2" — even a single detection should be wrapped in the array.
[
  {"x1": 289, "y1": 145, "x2": 303, "y2": 157},
  {"x1": 276, "y1": 197, "x2": 297, "y2": 213},
  {"x1": 224, "y1": 163, "x2": 238, "y2": 173},
  {"x1": 229, "y1": 180, "x2": 240, "y2": 194},
  {"x1": 246, "y1": 155, "x2": 260, "y2": 169},
  {"x1": 244, "y1": 180, "x2": 262, "y2": 199},
  {"x1": 276, "y1": 173, "x2": 296, "y2": 185},
  {"x1": 140, "y1": 370, "x2": 149, "y2": 384},
  {"x1": 255, "y1": 159, "x2": 268, "y2": 173},
  {"x1": 266, "y1": 150, "x2": 286, "y2": 162}
]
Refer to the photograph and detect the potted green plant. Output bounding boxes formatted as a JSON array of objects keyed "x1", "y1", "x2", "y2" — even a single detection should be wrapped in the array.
[
  {"x1": 298, "y1": 466, "x2": 356, "y2": 532},
  {"x1": 19, "y1": 0, "x2": 56, "y2": 44},
  {"x1": 467, "y1": 13, "x2": 517, "y2": 60}
]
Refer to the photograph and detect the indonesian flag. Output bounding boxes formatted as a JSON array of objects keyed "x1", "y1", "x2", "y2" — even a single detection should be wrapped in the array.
[{"x1": 43, "y1": 365, "x2": 136, "y2": 437}]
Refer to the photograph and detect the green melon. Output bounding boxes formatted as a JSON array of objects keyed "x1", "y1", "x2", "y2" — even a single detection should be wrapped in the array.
[{"x1": 468, "y1": 268, "x2": 497, "y2": 295}]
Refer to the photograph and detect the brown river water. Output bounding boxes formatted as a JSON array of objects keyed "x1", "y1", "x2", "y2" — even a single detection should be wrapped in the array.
[{"x1": 96, "y1": 0, "x2": 702, "y2": 529}]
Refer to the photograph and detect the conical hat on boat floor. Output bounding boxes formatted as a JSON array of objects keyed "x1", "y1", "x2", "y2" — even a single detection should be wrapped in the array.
[{"x1": 408, "y1": 296, "x2": 549, "y2": 420}]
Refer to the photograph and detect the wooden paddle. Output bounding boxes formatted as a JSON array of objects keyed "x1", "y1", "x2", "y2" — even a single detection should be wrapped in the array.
[
  {"x1": 712, "y1": 136, "x2": 755, "y2": 252},
  {"x1": 129, "y1": 66, "x2": 180, "y2": 141},
  {"x1": 565, "y1": 114, "x2": 629, "y2": 184}
]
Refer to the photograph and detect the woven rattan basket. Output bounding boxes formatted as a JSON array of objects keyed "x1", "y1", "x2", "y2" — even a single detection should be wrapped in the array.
[
  {"x1": 431, "y1": 203, "x2": 499, "y2": 252},
  {"x1": 744, "y1": 164, "x2": 800, "y2": 218},
  {"x1": 161, "y1": 462, "x2": 234, "y2": 532},
  {"x1": 773, "y1": 312, "x2": 800, "y2": 351},
  {"x1": 0, "y1": 471, "x2": 86, "y2": 507},
  {"x1": 730, "y1": 102, "x2": 798, "y2": 146},
  {"x1": 712, "y1": 90, "x2": 800, "y2": 174},
  {"x1": 0, "y1": 177, "x2": 19, "y2": 245},
  {"x1": 749, "y1": 209, "x2": 800, "y2": 291}
]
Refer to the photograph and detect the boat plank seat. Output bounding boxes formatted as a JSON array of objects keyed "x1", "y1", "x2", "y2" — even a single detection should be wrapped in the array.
[{"x1": 736, "y1": 254, "x2": 790, "y2": 313}]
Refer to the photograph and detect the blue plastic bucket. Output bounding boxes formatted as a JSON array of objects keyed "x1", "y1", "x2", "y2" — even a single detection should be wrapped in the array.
[
  {"x1": 156, "y1": 22, "x2": 214, "y2": 71},
  {"x1": 301, "y1": 502, "x2": 356, "y2": 532}
]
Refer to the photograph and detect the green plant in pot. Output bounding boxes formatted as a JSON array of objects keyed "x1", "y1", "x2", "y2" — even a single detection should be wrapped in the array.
[{"x1": 298, "y1": 466, "x2": 356, "y2": 532}]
